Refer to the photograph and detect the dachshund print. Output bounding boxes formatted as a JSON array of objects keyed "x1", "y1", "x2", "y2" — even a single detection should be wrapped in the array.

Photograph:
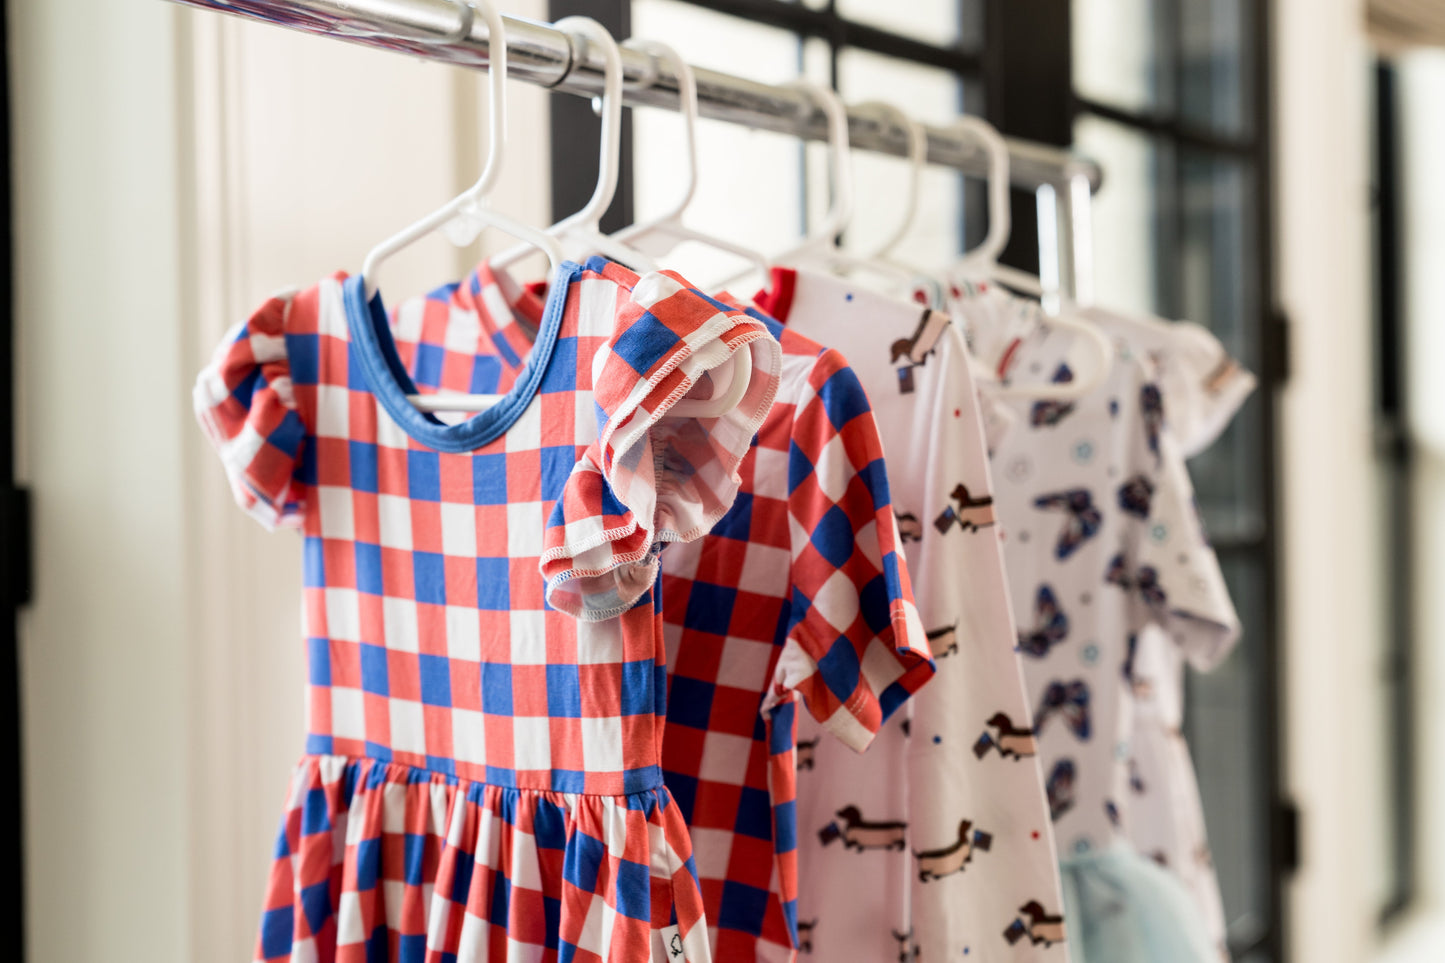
[
  {"x1": 1017, "y1": 585, "x2": 1069, "y2": 657},
  {"x1": 796, "y1": 737, "x2": 818, "y2": 772},
  {"x1": 1015, "y1": 901, "x2": 1067, "y2": 947},
  {"x1": 977, "y1": 712, "x2": 1038, "y2": 760},
  {"x1": 1030, "y1": 363, "x2": 1077, "y2": 427},
  {"x1": 935, "y1": 481, "x2": 997, "y2": 534},
  {"x1": 889, "y1": 308, "x2": 950, "y2": 395},
  {"x1": 1046, "y1": 759, "x2": 1077, "y2": 821},
  {"x1": 1033, "y1": 488, "x2": 1102, "y2": 559},
  {"x1": 895, "y1": 510, "x2": 924, "y2": 543},
  {"x1": 926, "y1": 622, "x2": 959, "y2": 658},
  {"x1": 888, "y1": 308, "x2": 950, "y2": 366},
  {"x1": 796, "y1": 919, "x2": 816, "y2": 954},
  {"x1": 891, "y1": 928, "x2": 921, "y2": 962},
  {"x1": 825, "y1": 805, "x2": 908, "y2": 852},
  {"x1": 1141, "y1": 382, "x2": 1164, "y2": 463},
  {"x1": 1117, "y1": 474, "x2": 1154, "y2": 518},
  {"x1": 1034, "y1": 680, "x2": 1092, "y2": 740},
  {"x1": 913, "y1": 818, "x2": 991, "y2": 882}
]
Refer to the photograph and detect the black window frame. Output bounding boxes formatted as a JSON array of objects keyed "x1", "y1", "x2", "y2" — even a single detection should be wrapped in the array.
[
  {"x1": 1370, "y1": 57, "x2": 1416, "y2": 928},
  {"x1": 1, "y1": 0, "x2": 24, "y2": 958},
  {"x1": 1067, "y1": 3, "x2": 1284, "y2": 960},
  {"x1": 547, "y1": 2, "x2": 1285, "y2": 959}
]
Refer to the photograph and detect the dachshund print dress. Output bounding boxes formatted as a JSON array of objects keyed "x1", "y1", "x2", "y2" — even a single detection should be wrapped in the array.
[
  {"x1": 952, "y1": 282, "x2": 1240, "y2": 963},
  {"x1": 1081, "y1": 306, "x2": 1256, "y2": 956},
  {"x1": 194, "y1": 257, "x2": 782, "y2": 963},
  {"x1": 756, "y1": 269, "x2": 1070, "y2": 963}
]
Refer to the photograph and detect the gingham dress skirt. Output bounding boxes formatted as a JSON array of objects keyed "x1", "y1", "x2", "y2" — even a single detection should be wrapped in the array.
[{"x1": 254, "y1": 755, "x2": 711, "y2": 963}]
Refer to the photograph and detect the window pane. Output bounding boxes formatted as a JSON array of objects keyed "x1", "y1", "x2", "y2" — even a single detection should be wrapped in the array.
[
  {"x1": 631, "y1": 0, "x2": 803, "y2": 82},
  {"x1": 1073, "y1": 116, "x2": 1166, "y2": 317},
  {"x1": 1178, "y1": 0, "x2": 1254, "y2": 137},
  {"x1": 836, "y1": 0, "x2": 964, "y2": 47},
  {"x1": 1073, "y1": 0, "x2": 1173, "y2": 114},
  {"x1": 1186, "y1": 553, "x2": 1271, "y2": 950},
  {"x1": 631, "y1": 0, "x2": 806, "y2": 280},
  {"x1": 1177, "y1": 150, "x2": 1263, "y2": 541},
  {"x1": 837, "y1": 47, "x2": 966, "y2": 268}
]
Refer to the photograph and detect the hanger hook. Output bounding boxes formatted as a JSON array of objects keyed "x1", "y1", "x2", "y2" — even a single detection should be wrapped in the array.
[
  {"x1": 622, "y1": 38, "x2": 699, "y2": 221},
  {"x1": 952, "y1": 115, "x2": 1012, "y2": 268},
  {"x1": 785, "y1": 80, "x2": 854, "y2": 247},
  {"x1": 858, "y1": 101, "x2": 927, "y2": 260},
  {"x1": 554, "y1": 17, "x2": 625, "y2": 231},
  {"x1": 467, "y1": 1, "x2": 507, "y2": 202}
]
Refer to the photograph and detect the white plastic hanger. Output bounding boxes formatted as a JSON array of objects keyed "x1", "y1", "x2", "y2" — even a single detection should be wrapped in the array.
[
  {"x1": 491, "y1": 18, "x2": 657, "y2": 274},
  {"x1": 609, "y1": 39, "x2": 770, "y2": 281},
  {"x1": 947, "y1": 115, "x2": 1112, "y2": 402},
  {"x1": 496, "y1": 24, "x2": 745, "y2": 420},
  {"x1": 596, "y1": 38, "x2": 754, "y2": 420},
  {"x1": 863, "y1": 101, "x2": 928, "y2": 262},
  {"x1": 855, "y1": 101, "x2": 945, "y2": 309},
  {"x1": 357, "y1": 1, "x2": 563, "y2": 415},
  {"x1": 764, "y1": 83, "x2": 933, "y2": 294}
]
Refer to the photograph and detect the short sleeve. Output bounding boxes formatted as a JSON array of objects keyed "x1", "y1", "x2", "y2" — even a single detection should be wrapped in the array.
[
  {"x1": 1156, "y1": 321, "x2": 1257, "y2": 458},
  {"x1": 763, "y1": 348, "x2": 935, "y2": 752},
  {"x1": 540, "y1": 270, "x2": 782, "y2": 621},
  {"x1": 193, "y1": 291, "x2": 308, "y2": 530},
  {"x1": 1127, "y1": 424, "x2": 1240, "y2": 671}
]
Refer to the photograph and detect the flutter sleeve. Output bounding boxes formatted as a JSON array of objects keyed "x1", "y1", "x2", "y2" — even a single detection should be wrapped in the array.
[
  {"x1": 193, "y1": 291, "x2": 309, "y2": 530},
  {"x1": 541, "y1": 269, "x2": 782, "y2": 621}
]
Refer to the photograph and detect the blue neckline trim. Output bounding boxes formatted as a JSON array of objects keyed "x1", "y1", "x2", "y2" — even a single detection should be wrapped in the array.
[{"x1": 343, "y1": 261, "x2": 581, "y2": 453}]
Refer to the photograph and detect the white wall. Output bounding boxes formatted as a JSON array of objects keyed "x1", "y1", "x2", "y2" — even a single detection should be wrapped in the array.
[
  {"x1": 1272, "y1": 1, "x2": 1386, "y2": 961},
  {"x1": 10, "y1": 1, "x2": 550, "y2": 959},
  {"x1": 11, "y1": 2, "x2": 192, "y2": 959}
]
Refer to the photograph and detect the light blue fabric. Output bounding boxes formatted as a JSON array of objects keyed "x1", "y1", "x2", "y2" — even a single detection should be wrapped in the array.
[{"x1": 1060, "y1": 845, "x2": 1221, "y2": 963}]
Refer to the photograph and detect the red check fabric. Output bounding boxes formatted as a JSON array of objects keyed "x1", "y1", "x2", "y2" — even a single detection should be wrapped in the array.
[
  {"x1": 194, "y1": 257, "x2": 780, "y2": 963},
  {"x1": 388, "y1": 273, "x2": 936, "y2": 961},
  {"x1": 658, "y1": 299, "x2": 935, "y2": 961}
]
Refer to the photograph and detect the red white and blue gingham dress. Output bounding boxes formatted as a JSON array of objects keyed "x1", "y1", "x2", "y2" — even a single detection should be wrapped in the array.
[
  {"x1": 393, "y1": 270, "x2": 939, "y2": 961},
  {"x1": 194, "y1": 257, "x2": 781, "y2": 963}
]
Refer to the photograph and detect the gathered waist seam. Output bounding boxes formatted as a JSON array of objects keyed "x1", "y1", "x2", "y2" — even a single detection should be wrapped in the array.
[{"x1": 296, "y1": 752, "x2": 669, "y2": 798}]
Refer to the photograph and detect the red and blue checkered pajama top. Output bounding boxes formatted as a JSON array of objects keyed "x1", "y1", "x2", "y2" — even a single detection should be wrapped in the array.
[{"x1": 194, "y1": 257, "x2": 782, "y2": 963}]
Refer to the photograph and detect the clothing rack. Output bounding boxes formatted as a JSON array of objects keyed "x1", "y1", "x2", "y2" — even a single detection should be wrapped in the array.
[
  {"x1": 169, "y1": 0, "x2": 1102, "y2": 194},
  {"x1": 172, "y1": 1, "x2": 1101, "y2": 299}
]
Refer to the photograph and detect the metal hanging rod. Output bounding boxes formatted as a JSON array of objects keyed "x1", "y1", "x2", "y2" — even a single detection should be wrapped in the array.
[{"x1": 170, "y1": 0, "x2": 1103, "y2": 193}]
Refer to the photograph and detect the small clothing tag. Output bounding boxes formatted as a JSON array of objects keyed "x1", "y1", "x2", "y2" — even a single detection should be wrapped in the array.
[{"x1": 660, "y1": 924, "x2": 685, "y2": 960}]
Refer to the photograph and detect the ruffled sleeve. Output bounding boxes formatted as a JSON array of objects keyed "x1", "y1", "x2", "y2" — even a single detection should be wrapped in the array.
[
  {"x1": 540, "y1": 270, "x2": 782, "y2": 621},
  {"x1": 193, "y1": 291, "x2": 309, "y2": 529}
]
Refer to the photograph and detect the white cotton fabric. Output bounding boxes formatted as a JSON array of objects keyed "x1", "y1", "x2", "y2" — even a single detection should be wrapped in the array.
[
  {"x1": 953, "y1": 283, "x2": 1240, "y2": 962},
  {"x1": 1079, "y1": 305, "x2": 1256, "y2": 951}
]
